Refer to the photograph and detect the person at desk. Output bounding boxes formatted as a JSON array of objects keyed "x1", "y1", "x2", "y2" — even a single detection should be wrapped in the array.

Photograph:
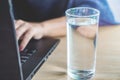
[{"x1": 13, "y1": 0, "x2": 119, "y2": 51}]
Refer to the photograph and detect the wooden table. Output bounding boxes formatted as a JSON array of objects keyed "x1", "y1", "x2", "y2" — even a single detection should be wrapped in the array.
[{"x1": 32, "y1": 25, "x2": 120, "y2": 80}]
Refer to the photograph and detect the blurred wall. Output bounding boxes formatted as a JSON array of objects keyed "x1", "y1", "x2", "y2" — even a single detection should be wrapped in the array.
[{"x1": 108, "y1": 0, "x2": 120, "y2": 22}]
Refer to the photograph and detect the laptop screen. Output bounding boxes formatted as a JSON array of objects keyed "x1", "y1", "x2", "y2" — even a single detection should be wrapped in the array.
[{"x1": 0, "y1": 0, "x2": 23, "y2": 80}]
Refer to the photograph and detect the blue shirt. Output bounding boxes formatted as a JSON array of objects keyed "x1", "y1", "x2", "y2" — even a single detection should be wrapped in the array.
[{"x1": 13, "y1": 0, "x2": 120, "y2": 26}]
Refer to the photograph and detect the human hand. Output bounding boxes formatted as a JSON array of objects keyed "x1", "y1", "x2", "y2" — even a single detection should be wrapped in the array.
[
  {"x1": 15, "y1": 20, "x2": 45, "y2": 51},
  {"x1": 76, "y1": 26, "x2": 97, "y2": 39}
]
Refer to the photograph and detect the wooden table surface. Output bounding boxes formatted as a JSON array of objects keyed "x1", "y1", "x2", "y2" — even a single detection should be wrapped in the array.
[{"x1": 32, "y1": 25, "x2": 120, "y2": 80}]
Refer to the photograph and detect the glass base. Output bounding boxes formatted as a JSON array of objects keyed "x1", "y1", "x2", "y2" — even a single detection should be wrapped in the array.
[{"x1": 68, "y1": 69, "x2": 94, "y2": 80}]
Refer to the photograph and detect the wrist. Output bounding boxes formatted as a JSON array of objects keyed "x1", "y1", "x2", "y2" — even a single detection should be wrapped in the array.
[{"x1": 39, "y1": 22, "x2": 48, "y2": 37}]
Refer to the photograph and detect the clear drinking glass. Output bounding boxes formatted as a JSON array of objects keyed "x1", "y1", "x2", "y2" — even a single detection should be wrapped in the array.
[{"x1": 66, "y1": 7, "x2": 100, "y2": 79}]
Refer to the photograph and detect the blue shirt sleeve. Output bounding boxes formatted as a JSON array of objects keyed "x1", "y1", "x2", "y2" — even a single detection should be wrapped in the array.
[{"x1": 68, "y1": 0, "x2": 120, "y2": 26}]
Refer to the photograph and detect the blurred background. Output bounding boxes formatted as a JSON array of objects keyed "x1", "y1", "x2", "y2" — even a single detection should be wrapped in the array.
[{"x1": 108, "y1": 0, "x2": 120, "y2": 22}]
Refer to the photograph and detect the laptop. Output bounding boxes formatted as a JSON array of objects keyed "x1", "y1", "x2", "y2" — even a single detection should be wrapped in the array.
[{"x1": 0, "y1": 0, "x2": 60, "y2": 80}]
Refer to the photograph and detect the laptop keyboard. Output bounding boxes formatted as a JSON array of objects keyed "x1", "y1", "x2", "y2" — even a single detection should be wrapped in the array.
[{"x1": 20, "y1": 49, "x2": 37, "y2": 64}]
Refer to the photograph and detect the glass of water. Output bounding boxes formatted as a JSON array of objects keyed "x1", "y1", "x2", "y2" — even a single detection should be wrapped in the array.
[{"x1": 66, "y1": 7, "x2": 100, "y2": 79}]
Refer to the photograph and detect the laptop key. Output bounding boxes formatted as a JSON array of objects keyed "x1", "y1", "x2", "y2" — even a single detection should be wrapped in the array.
[
  {"x1": 21, "y1": 56, "x2": 29, "y2": 59},
  {"x1": 27, "y1": 53, "x2": 33, "y2": 56},
  {"x1": 21, "y1": 59, "x2": 27, "y2": 64},
  {"x1": 23, "y1": 49, "x2": 28, "y2": 53},
  {"x1": 27, "y1": 49, "x2": 37, "y2": 54}
]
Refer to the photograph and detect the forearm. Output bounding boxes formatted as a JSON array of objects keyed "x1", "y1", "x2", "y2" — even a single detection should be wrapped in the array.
[{"x1": 41, "y1": 16, "x2": 66, "y2": 37}]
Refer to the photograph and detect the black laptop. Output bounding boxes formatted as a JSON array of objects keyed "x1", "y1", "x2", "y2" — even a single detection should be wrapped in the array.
[{"x1": 0, "y1": 0, "x2": 60, "y2": 80}]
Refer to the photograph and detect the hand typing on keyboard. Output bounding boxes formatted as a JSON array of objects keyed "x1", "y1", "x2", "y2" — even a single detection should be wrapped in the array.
[
  {"x1": 15, "y1": 17, "x2": 67, "y2": 51},
  {"x1": 15, "y1": 20, "x2": 45, "y2": 51}
]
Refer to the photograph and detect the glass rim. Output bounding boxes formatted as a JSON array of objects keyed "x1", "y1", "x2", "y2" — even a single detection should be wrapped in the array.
[{"x1": 65, "y1": 7, "x2": 100, "y2": 18}]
